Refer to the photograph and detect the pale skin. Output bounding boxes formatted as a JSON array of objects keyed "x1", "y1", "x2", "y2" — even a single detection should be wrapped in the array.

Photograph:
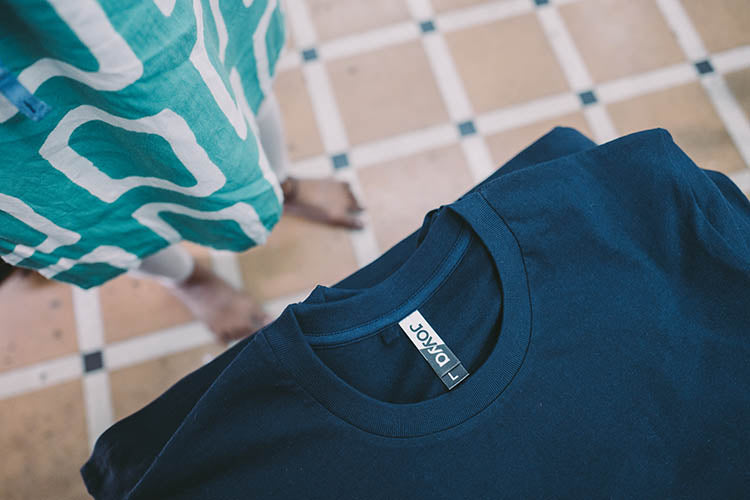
[{"x1": 171, "y1": 176, "x2": 364, "y2": 343}]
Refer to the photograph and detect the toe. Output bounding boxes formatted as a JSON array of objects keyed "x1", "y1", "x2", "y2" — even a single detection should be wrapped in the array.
[{"x1": 345, "y1": 187, "x2": 364, "y2": 212}]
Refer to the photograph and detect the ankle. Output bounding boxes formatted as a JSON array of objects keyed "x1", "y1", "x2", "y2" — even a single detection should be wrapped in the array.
[
  {"x1": 175, "y1": 261, "x2": 214, "y2": 290},
  {"x1": 281, "y1": 177, "x2": 299, "y2": 202}
]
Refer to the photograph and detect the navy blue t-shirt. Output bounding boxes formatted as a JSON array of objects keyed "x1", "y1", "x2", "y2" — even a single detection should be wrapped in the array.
[{"x1": 82, "y1": 128, "x2": 750, "y2": 499}]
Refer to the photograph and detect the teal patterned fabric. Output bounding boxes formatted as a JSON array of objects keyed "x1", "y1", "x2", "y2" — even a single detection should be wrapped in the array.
[{"x1": 0, "y1": 0, "x2": 286, "y2": 288}]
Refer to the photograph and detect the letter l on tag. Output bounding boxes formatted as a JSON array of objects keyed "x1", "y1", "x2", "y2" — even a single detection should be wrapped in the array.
[{"x1": 398, "y1": 310, "x2": 469, "y2": 390}]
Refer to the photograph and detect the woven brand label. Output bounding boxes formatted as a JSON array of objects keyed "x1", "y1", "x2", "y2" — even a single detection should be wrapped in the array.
[{"x1": 398, "y1": 310, "x2": 469, "y2": 390}]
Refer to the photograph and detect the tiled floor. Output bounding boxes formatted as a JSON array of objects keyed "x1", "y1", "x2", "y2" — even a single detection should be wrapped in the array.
[
  {"x1": 2, "y1": 0, "x2": 750, "y2": 498},
  {"x1": 446, "y1": 13, "x2": 571, "y2": 111}
]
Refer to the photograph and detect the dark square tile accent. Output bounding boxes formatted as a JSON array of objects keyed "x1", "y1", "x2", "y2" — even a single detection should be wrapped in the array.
[
  {"x1": 534, "y1": 0, "x2": 549, "y2": 5},
  {"x1": 420, "y1": 20, "x2": 436, "y2": 33},
  {"x1": 695, "y1": 60, "x2": 714, "y2": 75},
  {"x1": 83, "y1": 351, "x2": 104, "y2": 373},
  {"x1": 332, "y1": 153, "x2": 349, "y2": 169},
  {"x1": 458, "y1": 120, "x2": 477, "y2": 136},
  {"x1": 579, "y1": 90, "x2": 598, "y2": 106},
  {"x1": 302, "y1": 48, "x2": 318, "y2": 62}
]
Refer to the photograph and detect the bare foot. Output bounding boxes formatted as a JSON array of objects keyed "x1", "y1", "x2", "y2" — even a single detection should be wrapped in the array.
[
  {"x1": 169, "y1": 262, "x2": 270, "y2": 343},
  {"x1": 281, "y1": 176, "x2": 364, "y2": 229}
]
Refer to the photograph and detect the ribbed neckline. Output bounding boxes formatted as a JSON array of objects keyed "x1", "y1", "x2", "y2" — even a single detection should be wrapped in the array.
[{"x1": 264, "y1": 191, "x2": 532, "y2": 437}]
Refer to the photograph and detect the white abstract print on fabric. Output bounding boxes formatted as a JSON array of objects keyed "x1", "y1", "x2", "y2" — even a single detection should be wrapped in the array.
[{"x1": 0, "y1": 0, "x2": 286, "y2": 288}]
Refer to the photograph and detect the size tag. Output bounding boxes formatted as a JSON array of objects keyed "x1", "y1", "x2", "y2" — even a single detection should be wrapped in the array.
[{"x1": 398, "y1": 310, "x2": 469, "y2": 390}]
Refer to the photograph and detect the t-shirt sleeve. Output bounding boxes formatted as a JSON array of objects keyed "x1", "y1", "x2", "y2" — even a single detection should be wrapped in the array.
[
  {"x1": 563, "y1": 128, "x2": 750, "y2": 270},
  {"x1": 80, "y1": 336, "x2": 252, "y2": 500},
  {"x1": 482, "y1": 128, "x2": 749, "y2": 300},
  {"x1": 662, "y1": 129, "x2": 750, "y2": 264}
]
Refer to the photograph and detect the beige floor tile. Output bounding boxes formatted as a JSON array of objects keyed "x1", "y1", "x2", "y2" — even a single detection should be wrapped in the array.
[
  {"x1": 432, "y1": 0, "x2": 490, "y2": 12},
  {"x1": 273, "y1": 68, "x2": 325, "y2": 161},
  {"x1": 327, "y1": 40, "x2": 450, "y2": 146},
  {"x1": 100, "y1": 274, "x2": 194, "y2": 343},
  {"x1": 0, "y1": 380, "x2": 89, "y2": 500},
  {"x1": 0, "y1": 273, "x2": 78, "y2": 373},
  {"x1": 607, "y1": 82, "x2": 746, "y2": 175},
  {"x1": 306, "y1": 0, "x2": 411, "y2": 41},
  {"x1": 485, "y1": 112, "x2": 593, "y2": 168},
  {"x1": 560, "y1": 0, "x2": 685, "y2": 83},
  {"x1": 681, "y1": 0, "x2": 750, "y2": 53},
  {"x1": 238, "y1": 215, "x2": 359, "y2": 301},
  {"x1": 109, "y1": 344, "x2": 225, "y2": 421},
  {"x1": 725, "y1": 67, "x2": 750, "y2": 121},
  {"x1": 357, "y1": 144, "x2": 475, "y2": 251},
  {"x1": 445, "y1": 14, "x2": 569, "y2": 113}
]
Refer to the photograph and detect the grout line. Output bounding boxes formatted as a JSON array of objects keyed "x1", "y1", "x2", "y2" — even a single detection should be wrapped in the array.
[
  {"x1": 729, "y1": 169, "x2": 750, "y2": 193},
  {"x1": 655, "y1": 0, "x2": 707, "y2": 60},
  {"x1": 286, "y1": 154, "x2": 333, "y2": 177},
  {"x1": 475, "y1": 92, "x2": 580, "y2": 135},
  {"x1": 435, "y1": 0, "x2": 532, "y2": 33},
  {"x1": 83, "y1": 371, "x2": 114, "y2": 451},
  {"x1": 275, "y1": 4, "x2": 750, "y2": 85},
  {"x1": 302, "y1": 61, "x2": 349, "y2": 154},
  {"x1": 583, "y1": 104, "x2": 619, "y2": 143},
  {"x1": 0, "y1": 354, "x2": 82, "y2": 400},
  {"x1": 406, "y1": 0, "x2": 434, "y2": 20},
  {"x1": 103, "y1": 321, "x2": 214, "y2": 372},
  {"x1": 209, "y1": 249, "x2": 245, "y2": 290},
  {"x1": 712, "y1": 45, "x2": 750, "y2": 75},
  {"x1": 420, "y1": 32, "x2": 474, "y2": 121},
  {"x1": 700, "y1": 75, "x2": 750, "y2": 167},
  {"x1": 264, "y1": 289, "x2": 313, "y2": 318},
  {"x1": 460, "y1": 136, "x2": 497, "y2": 183},
  {"x1": 349, "y1": 123, "x2": 458, "y2": 168},
  {"x1": 533, "y1": 0, "x2": 616, "y2": 144},
  {"x1": 319, "y1": 22, "x2": 419, "y2": 61},
  {"x1": 72, "y1": 287, "x2": 105, "y2": 352},
  {"x1": 536, "y1": 5, "x2": 593, "y2": 92},
  {"x1": 276, "y1": 48, "x2": 301, "y2": 72},
  {"x1": 72, "y1": 285, "x2": 114, "y2": 451},
  {"x1": 596, "y1": 63, "x2": 697, "y2": 104},
  {"x1": 283, "y1": 0, "x2": 317, "y2": 48},
  {"x1": 274, "y1": 0, "x2": 590, "y2": 72},
  {"x1": 333, "y1": 167, "x2": 382, "y2": 267},
  {"x1": 413, "y1": 0, "x2": 495, "y2": 182}
]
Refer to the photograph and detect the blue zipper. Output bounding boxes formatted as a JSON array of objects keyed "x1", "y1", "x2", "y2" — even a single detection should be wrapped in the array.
[{"x1": 0, "y1": 58, "x2": 51, "y2": 121}]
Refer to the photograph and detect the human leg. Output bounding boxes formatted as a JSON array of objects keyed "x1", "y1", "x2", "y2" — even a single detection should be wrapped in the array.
[
  {"x1": 133, "y1": 245, "x2": 269, "y2": 343},
  {"x1": 256, "y1": 93, "x2": 365, "y2": 229}
]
